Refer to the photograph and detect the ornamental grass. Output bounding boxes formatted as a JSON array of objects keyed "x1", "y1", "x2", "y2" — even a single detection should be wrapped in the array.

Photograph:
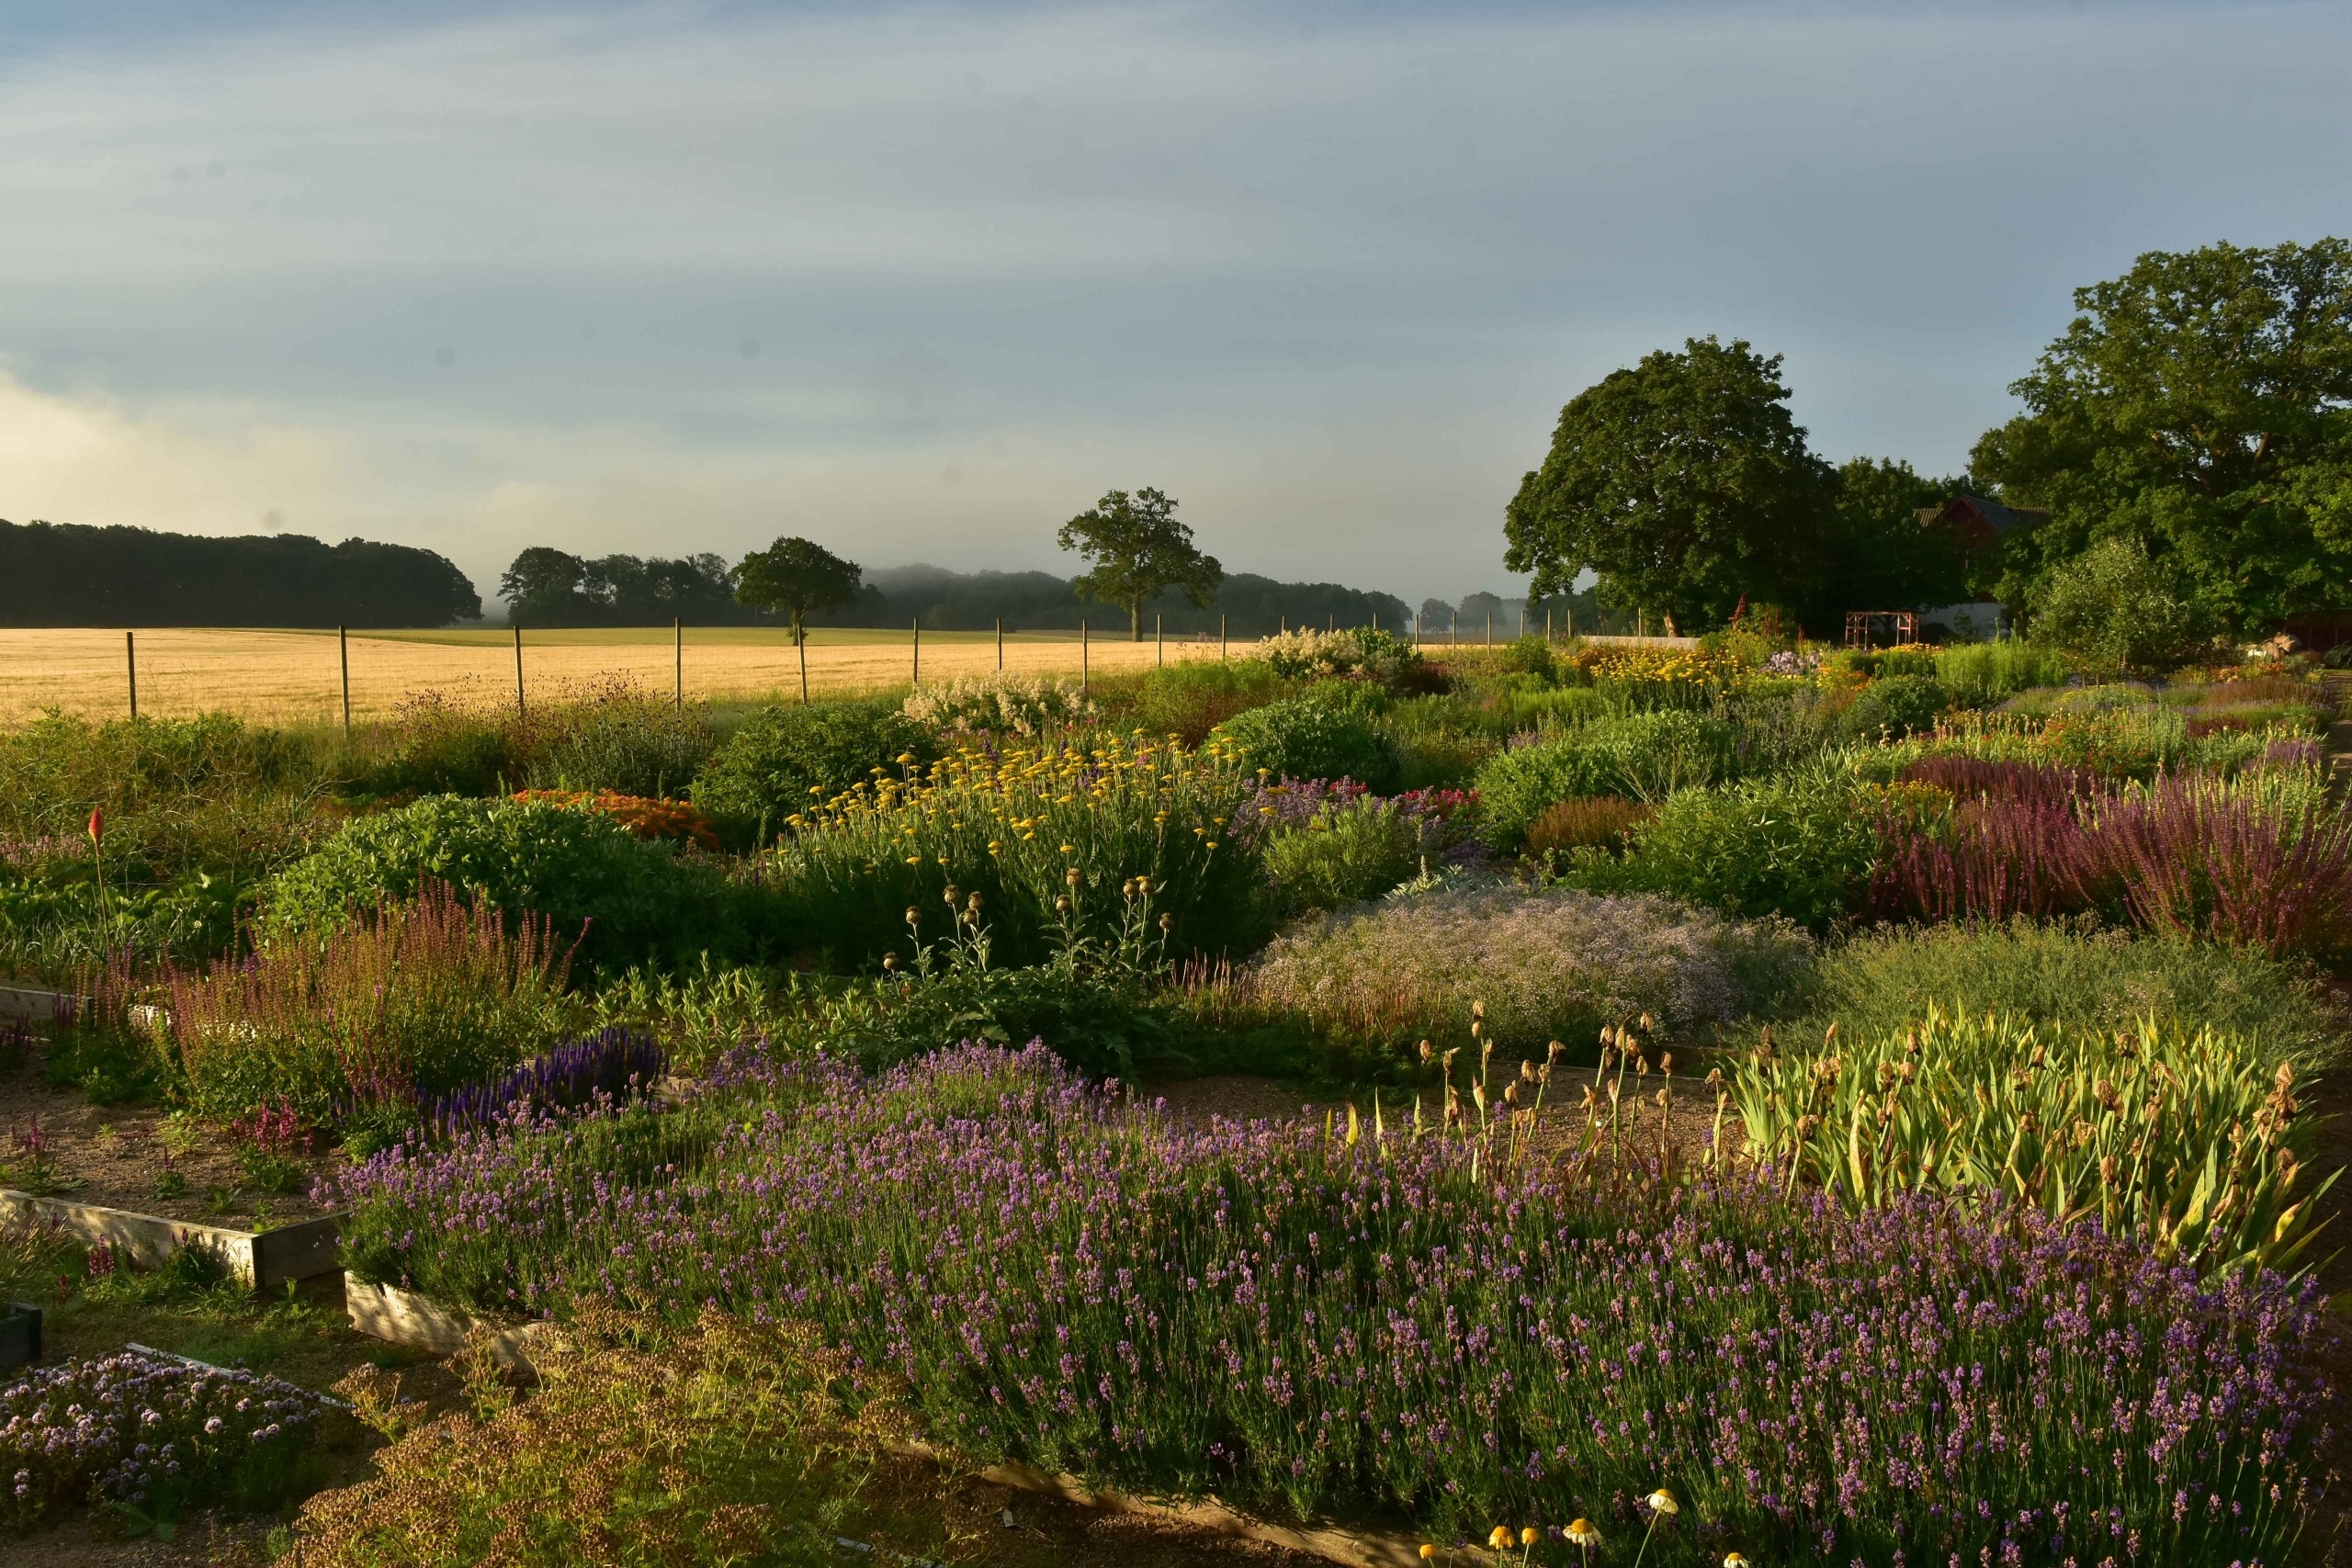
[
  {"x1": 1867, "y1": 762, "x2": 2352, "y2": 960},
  {"x1": 765, "y1": 731, "x2": 1272, "y2": 966},
  {"x1": 1222, "y1": 886, "x2": 1808, "y2": 1072},
  {"x1": 331, "y1": 1043, "x2": 2332, "y2": 1564},
  {"x1": 143, "y1": 879, "x2": 579, "y2": 1122}
]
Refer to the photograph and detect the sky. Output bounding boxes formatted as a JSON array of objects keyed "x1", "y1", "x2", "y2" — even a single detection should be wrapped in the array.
[{"x1": 2, "y1": 1, "x2": 2348, "y2": 613}]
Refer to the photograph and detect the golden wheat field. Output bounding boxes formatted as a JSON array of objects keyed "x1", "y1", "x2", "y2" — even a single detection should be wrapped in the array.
[{"x1": 0, "y1": 626, "x2": 1233, "y2": 727}]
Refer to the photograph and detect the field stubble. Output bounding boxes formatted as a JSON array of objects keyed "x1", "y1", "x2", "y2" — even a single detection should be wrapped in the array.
[{"x1": 0, "y1": 626, "x2": 1226, "y2": 726}]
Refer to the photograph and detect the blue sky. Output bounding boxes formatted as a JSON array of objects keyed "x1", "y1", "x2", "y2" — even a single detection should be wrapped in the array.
[{"x1": 3, "y1": 2, "x2": 2346, "y2": 610}]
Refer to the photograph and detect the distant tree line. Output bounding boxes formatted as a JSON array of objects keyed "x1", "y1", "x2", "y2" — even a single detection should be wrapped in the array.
[
  {"x1": 0, "y1": 519, "x2": 480, "y2": 626},
  {"x1": 498, "y1": 548, "x2": 762, "y2": 627},
  {"x1": 495, "y1": 547, "x2": 1410, "y2": 638}
]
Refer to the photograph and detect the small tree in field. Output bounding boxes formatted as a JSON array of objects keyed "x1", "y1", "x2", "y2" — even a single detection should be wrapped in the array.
[
  {"x1": 733, "y1": 537, "x2": 863, "y2": 702},
  {"x1": 1057, "y1": 488, "x2": 1224, "y2": 640}
]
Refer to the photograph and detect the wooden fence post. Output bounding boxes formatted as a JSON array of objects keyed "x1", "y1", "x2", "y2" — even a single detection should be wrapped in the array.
[
  {"x1": 1080, "y1": 619, "x2": 1088, "y2": 693},
  {"x1": 1156, "y1": 614, "x2": 1163, "y2": 668},
  {"x1": 1220, "y1": 615, "x2": 1227, "y2": 662},
  {"x1": 996, "y1": 618, "x2": 1003, "y2": 671},
  {"x1": 513, "y1": 624, "x2": 525, "y2": 716},
  {"x1": 797, "y1": 622, "x2": 809, "y2": 705},
  {"x1": 1485, "y1": 613, "x2": 1491, "y2": 648},
  {"x1": 125, "y1": 632, "x2": 137, "y2": 719},
  {"x1": 338, "y1": 626, "x2": 351, "y2": 736},
  {"x1": 673, "y1": 618, "x2": 683, "y2": 710},
  {"x1": 911, "y1": 617, "x2": 921, "y2": 689}
]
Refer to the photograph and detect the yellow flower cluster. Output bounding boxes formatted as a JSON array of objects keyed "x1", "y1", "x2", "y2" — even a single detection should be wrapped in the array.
[
  {"x1": 1568, "y1": 642, "x2": 1750, "y2": 690},
  {"x1": 784, "y1": 731, "x2": 1249, "y2": 845}
]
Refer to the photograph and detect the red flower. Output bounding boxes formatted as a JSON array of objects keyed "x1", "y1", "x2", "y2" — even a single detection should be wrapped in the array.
[{"x1": 86, "y1": 808, "x2": 104, "y2": 843}]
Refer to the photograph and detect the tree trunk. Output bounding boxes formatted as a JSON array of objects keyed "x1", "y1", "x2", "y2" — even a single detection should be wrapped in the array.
[{"x1": 1130, "y1": 599, "x2": 1143, "y2": 641}]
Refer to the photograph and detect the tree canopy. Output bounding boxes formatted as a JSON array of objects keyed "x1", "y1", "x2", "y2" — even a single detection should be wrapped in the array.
[
  {"x1": 732, "y1": 536, "x2": 864, "y2": 640},
  {"x1": 1503, "y1": 337, "x2": 1835, "y2": 634},
  {"x1": 1056, "y1": 488, "x2": 1224, "y2": 640},
  {"x1": 1973, "y1": 238, "x2": 2352, "y2": 634},
  {"x1": 1807, "y1": 457, "x2": 1977, "y2": 624}
]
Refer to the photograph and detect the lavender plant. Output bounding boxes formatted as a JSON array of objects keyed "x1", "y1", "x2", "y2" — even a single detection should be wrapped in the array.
[
  {"x1": 332, "y1": 1044, "x2": 2333, "y2": 1562},
  {"x1": 414, "y1": 1027, "x2": 666, "y2": 1142}
]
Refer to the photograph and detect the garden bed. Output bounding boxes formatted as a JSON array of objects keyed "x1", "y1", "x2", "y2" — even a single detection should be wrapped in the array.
[{"x1": 0, "y1": 1044, "x2": 340, "y2": 1228}]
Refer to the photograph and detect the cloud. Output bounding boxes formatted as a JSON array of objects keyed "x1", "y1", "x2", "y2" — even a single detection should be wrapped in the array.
[{"x1": 1, "y1": 2, "x2": 2347, "y2": 603}]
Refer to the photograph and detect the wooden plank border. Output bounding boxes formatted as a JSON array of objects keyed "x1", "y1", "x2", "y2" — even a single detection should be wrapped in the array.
[{"x1": 0, "y1": 1190, "x2": 342, "y2": 1292}]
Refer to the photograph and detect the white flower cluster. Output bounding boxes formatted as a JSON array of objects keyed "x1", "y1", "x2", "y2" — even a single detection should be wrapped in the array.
[
  {"x1": 902, "y1": 671, "x2": 1096, "y2": 738},
  {"x1": 1250, "y1": 626, "x2": 1419, "y2": 682}
]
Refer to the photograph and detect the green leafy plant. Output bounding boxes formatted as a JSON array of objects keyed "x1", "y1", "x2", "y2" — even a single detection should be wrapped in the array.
[
  {"x1": 688, "y1": 699, "x2": 937, "y2": 846},
  {"x1": 1261, "y1": 794, "x2": 1428, "y2": 918},
  {"x1": 766, "y1": 731, "x2": 1270, "y2": 969},
  {"x1": 1741, "y1": 919, "x2": 2341, "y2": 1066},
  {"x1": 1934, "y1": 641, "x2": 2068, "y2": 708},
  {"x1": 1211, "y1": 697, "x2": 1403, "y2": 791},
  {"x1": 1843, "y1": 673, "x2": 1949, "y2": 739},
  {"x1": 292, "y1": 1303, "x2": 930, "y2": 1568},
  {"x1": 262, "y1": 794, "x2": 734, "y2": 968}
]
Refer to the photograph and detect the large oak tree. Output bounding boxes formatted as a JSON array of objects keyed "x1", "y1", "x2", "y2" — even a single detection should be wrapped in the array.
[
  {"x1": 1057, "y1": 487, "x2": 1224, "y2": 640},
  {"x1": 1503, "y1": 337, "x2": 1836, "y2": 634},
  {"x1": 1973, "y1": 238, "x2": 2352, "y2": 634}
]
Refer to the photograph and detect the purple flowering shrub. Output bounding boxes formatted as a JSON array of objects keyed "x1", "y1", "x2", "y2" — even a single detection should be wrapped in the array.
[
  {"x1": 334, "y1": 1044, "x2": 2332, "y2": 1562},
  {"x1": 415, "y1": 1026, "x2": 666, "y2": 1143},
  {"x1": 0, "y1": 1352, "x2": 326, "y2": 1530}
]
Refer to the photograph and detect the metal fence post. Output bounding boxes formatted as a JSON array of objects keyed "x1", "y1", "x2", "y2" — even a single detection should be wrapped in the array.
[
  {"x1": 513, "y1": 624, "x2": 526, "y2": 715},
  {"x1": 126, "y1": 631, "x2": 137, "y2": 719},
  {"x1": 338, "y1": 626, "x2": 351, "y2": 736}
]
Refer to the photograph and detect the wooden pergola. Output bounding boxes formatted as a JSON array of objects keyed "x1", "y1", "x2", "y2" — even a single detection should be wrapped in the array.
[{"x1": 1844, "y1": 611, "x2": 1918, "y2": 650}]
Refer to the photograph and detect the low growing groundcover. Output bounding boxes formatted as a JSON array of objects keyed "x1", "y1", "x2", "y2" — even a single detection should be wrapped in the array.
[{"x1": 331, "y1": 1044, "x2": 2333, "y2": 1565}]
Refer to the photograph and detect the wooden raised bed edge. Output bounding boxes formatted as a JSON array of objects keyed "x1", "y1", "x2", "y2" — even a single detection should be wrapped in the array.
[
  {"x1": 344, "y1": 1281, "x2": 1454, "y2": 1568},
  {"x1": 0, "y1": 1190, "x2": 342, "y2": 1293}
]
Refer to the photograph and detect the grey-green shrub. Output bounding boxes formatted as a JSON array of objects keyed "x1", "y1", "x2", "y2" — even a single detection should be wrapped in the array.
[
  {"x1": 1472, "y1": 709, "x2": 1734, "y2": 850},
  {"x1": 1561, "y1": 769, "x2": 1878, "y2": 929},
  {"x1": 689, "y1": 700, "x2": 937, "y2": 844},
  {"x1": 1936, "y1": 641, "x2": 2067, "y2": 708},
  {"x1": 1212, "y1": 697, "x2": 1402, "y2": 791},
  {"x1": 1734, "y1": 919, "x2": 2340, "y2": 1068},
  {"x1": 1843, "y1": 674, "x2": 1949, "y2": 739},
  {"x1": 263, "y1": 796, "x2": 734, "y2": 969}
]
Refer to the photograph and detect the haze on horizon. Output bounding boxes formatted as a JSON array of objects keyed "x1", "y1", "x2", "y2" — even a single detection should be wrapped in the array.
[{"x1": 2, "y1": 0, "x2": 2347, "y2": 614}]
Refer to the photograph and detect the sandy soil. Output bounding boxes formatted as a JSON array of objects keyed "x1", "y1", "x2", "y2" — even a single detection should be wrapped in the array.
[
  {"x1": 0, "y1": 626, "x2": 1231, "y2": 727},
  {"x1": 0, "y1": 1046, "x2": 339, "y2": 1226}
]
